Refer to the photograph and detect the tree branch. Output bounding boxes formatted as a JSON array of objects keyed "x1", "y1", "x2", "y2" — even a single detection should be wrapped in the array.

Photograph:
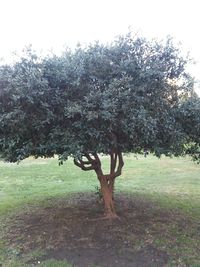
[
  {"x1": 73, "y1": 158, "x2": 94, "y2": 171},
  {"x1": 114, "y1": 151, "x2": 124, "y2": 178},
  {"x1": 92, "y1": 153, "x2": 101, "y2": 165},
  {"x1": 110, "y1": 150, "x2": 117, "y2": 174},
  {"x1": 85, "y1": 153, "x2": 95, "y2": 163}
]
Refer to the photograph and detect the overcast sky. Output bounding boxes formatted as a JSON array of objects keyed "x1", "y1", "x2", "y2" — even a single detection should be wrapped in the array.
[{"x1": 0, "y1": 0, "x2": 199, "y2": 94}]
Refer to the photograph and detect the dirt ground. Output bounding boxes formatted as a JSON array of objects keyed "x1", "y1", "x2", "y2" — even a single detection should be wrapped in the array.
[{"x1": 3, "y1": 193, "x2": 197, "y2": 267}]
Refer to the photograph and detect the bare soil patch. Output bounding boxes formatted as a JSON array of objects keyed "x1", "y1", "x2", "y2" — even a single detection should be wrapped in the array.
[{"x1": 3, "y1": 193, "x2": 198, "y2": 267}]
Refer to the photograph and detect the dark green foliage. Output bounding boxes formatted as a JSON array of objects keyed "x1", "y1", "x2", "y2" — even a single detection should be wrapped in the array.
[
  {"x1": 0, "y1": 34, "x2": 198, "y2": 162},
  {"x1": 178, "y1": 95, "x2": 200, "y2": 162}
]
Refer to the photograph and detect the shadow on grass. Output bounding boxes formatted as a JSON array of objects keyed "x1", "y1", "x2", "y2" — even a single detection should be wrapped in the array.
[{"x1": 1, "y1": 193, "x2": 200, "y2": 267}]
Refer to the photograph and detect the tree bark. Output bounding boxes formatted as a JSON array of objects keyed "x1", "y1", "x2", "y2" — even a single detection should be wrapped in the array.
[{"x1": 98, "y1": 175, "x2": 117, "y2": 218}]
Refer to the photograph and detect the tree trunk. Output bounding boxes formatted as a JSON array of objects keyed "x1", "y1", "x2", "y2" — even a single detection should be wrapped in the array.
[
  {"x1": 99, "y1": 175, "x2": 117, "y2": 218},
  {"x1": 108, "y1": 178, "x2": 115, "y2": 196},
  {"x1": 74, "y1": 150, "x2": 124, "y2": 219}
]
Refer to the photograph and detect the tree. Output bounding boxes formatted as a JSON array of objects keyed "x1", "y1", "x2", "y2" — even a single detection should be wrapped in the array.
[
  {"x1": 0, "y1": 34, "x2": 197, "y2": 218},
  {"x1": 178, "y1": 94, "x2": 200, "y2": 163}
]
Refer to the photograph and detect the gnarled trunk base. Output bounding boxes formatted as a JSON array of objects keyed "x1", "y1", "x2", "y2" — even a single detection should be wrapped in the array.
[
  {"x1": 99, "y1": 176, "x2": 117, "y2": 218},
  {"x1": 74, "y1": 150, "x2": 124, "y2": 219}
]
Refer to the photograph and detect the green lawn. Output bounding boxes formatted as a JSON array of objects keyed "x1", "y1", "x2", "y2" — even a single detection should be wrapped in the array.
[
  {"x1": 0, "y1": 155, "x2": 200, "y2": 266},
  {"x1": 0, "y1": 157, "x2": 95, "y2": 215}
]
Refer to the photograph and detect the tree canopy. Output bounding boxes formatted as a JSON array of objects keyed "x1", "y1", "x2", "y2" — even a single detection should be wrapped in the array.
[{"x1": 0, "y1": 34, "x2": 199, "y2": 217}]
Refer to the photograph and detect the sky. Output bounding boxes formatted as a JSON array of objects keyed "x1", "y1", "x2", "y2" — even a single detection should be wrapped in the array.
[{"x1": 0, "y1": 0, "x2": 200, "y2": 94}]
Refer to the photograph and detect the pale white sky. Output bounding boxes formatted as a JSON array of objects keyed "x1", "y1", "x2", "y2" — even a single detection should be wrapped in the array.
[{"x1": 0, "y1": 0, "x2": 200, "y2": 94}]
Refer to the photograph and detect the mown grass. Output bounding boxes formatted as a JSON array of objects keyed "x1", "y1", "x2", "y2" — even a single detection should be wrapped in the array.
[
  {"x1": 0, "y1": 155, "x2": 200, "y2": 266},
  {"x1": 116, "y1": 155, "x2": 200, "y2": 218},
  {"x1": 0, "y1": 157, "x2": 96, "y2": 215}
]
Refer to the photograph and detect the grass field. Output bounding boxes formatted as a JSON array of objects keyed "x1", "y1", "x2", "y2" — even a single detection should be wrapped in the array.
[{"x1": 0, "y1": 155, "x2": 200, "y2": 266}]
